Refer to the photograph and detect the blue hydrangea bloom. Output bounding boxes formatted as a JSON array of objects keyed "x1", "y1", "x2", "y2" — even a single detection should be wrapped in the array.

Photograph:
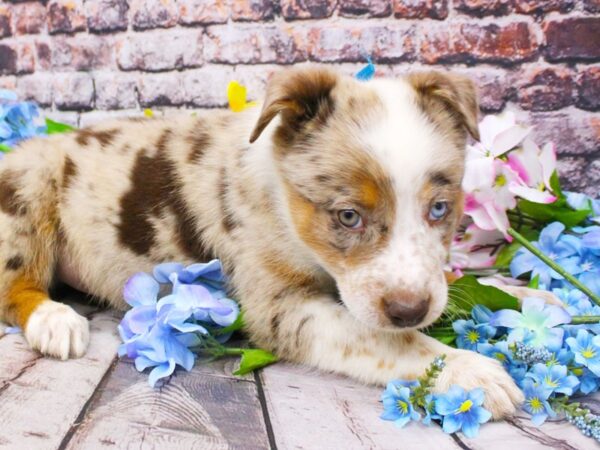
[
  {"x1": 380, "y1": 382, "x2": 420, "y2": 427},
  {"x1": 434, "y1": 385, "x2": 492, "y2": 438},
  {"x1": 453, "y1": 319, "x2": 496, "y2": 350},
  {"x1": 118, "y1": 260, "x2": 240, "y2": 387},
  {"x1": 0, "y1": 90, "x2": 46, "y2": 148},
  {"x1": 510, "y1": 222, "x2": 581, "y2": 286},
  {"x1": 566, "y1": 329, "x2": 600, "y2": 376},
  {"x1": 524, "y1": 363, "x2": 579, "y2": 396},
  {"x1": 355, "y1": 58, "x2": 375, "y2": 81},
  {"x1": 521, "y1": 378, "x2": 555, "y2": 426},
  {"x1": 490, "y1": 297, "x2": 571, "y2": 350}
]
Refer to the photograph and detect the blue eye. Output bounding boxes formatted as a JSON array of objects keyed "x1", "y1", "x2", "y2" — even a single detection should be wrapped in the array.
[{"x1": 429, "y1": 201, "x2": 448, "y2": 221}]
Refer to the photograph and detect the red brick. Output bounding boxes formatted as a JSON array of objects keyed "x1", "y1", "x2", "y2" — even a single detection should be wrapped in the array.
[
  {"x1": 204, "y1": 24, "x2": 307, "y2": 64},
  {"x1": 281, "y1": 0, "x2": 335, "y2": 20},
  {"x1": 53, "y1": 72, "x2": 94, "y2": 110},
  {"x1": 94, "y1": 72, "x2": 137, "y2": 109},
  {"x1": 0, "y1": 42, "x2": 34, "y2": 75},
  {"x1": 118, "y1": 29, "x2": 202, "y2": 71},
  {"x1": 183, "y1": 66, "x2": 235, "y2": 107},
  {"x1": 51, "y1": 35, "x2": 113, "y2": 71},
  {"x1": 526, "y1": 110, "x2": 600, "y2": 156},
  {"x1": 584, "y1": 0, "x2": 600, "y2": 13},
  {"x1": 576, "y1": 67, "x2": 600, "y2": 112},
  {"x1": 47, "y1": 0, "x2": 87, "y2": 34},
  {"x1": 544, "y1": 18, "x2": 600, "y2": 62},
  {"x1": 86, "y1": 0, "x2": 129, "y2": 32},
  {"x1": 138, "y1": 72, "x2": 186, "y2": 107},
  {"x1": 35, "y1": 40, "x2": 51, "y2": 70},
  {"x1": 339, "y1": 0, "x2": 392, "y2": 17},
  {"x1": 11, "y1": 2, "x2": 46, "y2": 35},
  {"x1": 178, "y1": 0, "x2": 229, "y2": 25},
  {"x1": 513, "y1": 0, "x2": 574, "y2": 14},
  {"x1": 421, "y1": 22, "x2": 538, "y2": 65},
  {"x1": 131, "y1": 0, "x2": 178, "y2": 30},
  {"x1": 0, "y1": 7, "x2": 11, "y2": 38},
  {"x1": 516, "y1": 67, "x2": 574, "y2": 111},
  {"x1": 308, "y1": 24, "x2": 414, "y2": 63},
  {"x1": 393, "y1": 0, "x2": 448, "y2": 20},
  {"x1": 232, "y1": 0, "x2": 275, "y2": 21},
  {"x1": 16, "y1": 73, "x2": 53, "y2": 106},
  {"x1": 455, "y1": 0, "x2": 510, "y2": 16},
  {"x1": 453, "y1": 68, "x2": 510, "y2": 112}
]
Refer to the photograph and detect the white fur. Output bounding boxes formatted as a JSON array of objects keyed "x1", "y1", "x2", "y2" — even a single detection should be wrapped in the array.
[{"x1": 25, "y1": 300, "x2": 90, "y2": 360}]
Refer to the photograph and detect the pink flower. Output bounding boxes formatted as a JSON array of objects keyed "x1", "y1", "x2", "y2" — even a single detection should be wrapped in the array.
[
  {"x1": 450, "y1": 224, "x2": 505, "y2": 270},
  {"x1": 506, "y1": 139, "x2": 557, "y2": 204}
]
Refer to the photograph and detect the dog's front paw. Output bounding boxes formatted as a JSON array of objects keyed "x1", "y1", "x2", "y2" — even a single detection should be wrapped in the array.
[
  {"x1": 25, "y1": 300, "x2": 90, "y2": 360},
  {"x1": 435, "y1": 350, "x2": 523, "y2": 420}
]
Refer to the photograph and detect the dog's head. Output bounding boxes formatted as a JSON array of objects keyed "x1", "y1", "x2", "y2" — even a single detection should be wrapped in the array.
[{"x1": 250, "y1": 66, "x2": 479, "y2": 331}]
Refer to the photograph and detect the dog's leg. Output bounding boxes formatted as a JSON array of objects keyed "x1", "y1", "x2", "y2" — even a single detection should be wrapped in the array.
[
  {"x1": 0, "y1": 146, "x2": 89, "y2": 360},
  {"x1": 244, "y1": 288, "x2": 524, "y2": 420}
]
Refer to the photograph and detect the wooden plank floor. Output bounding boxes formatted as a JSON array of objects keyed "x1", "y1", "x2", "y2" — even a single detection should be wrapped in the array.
[{"x1": 1, "y1": 289, "x2": 598, "y2": 450}]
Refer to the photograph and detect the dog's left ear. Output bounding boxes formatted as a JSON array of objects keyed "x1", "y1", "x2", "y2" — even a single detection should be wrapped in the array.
[
  {"x1": 249, "y1": 66, "x2": 338, "y2": 143},
  {"x1": 407, "y1": 71, "x2": 480, "y2": 141}
]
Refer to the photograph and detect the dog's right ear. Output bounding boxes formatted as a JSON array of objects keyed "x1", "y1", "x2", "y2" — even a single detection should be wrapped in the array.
[{"x1": 249, "y1": 66, "x2": 339, "y2": 144}]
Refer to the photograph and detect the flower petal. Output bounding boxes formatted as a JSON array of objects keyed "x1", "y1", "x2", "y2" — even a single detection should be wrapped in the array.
[{"x1": 123, "y1": 272, "x2": 160, "y2": 307}]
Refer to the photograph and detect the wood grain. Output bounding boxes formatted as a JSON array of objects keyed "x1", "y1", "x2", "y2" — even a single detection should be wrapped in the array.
[
  {"x1": 260, "y1": 362, "x2": 462, "y2": 450},
  {"x1": 0, "y1": 307, "x2": 121, "y2": 450},
  {"x1": 64, "y1": 357, "x2": 270, "y2": 450}
]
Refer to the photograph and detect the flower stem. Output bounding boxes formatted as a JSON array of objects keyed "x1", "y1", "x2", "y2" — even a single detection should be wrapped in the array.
[
  {"x1": 570, "y1": 316, "x2": 600, "y2": 325},
  {"x1": 507, "y1": 227, "x2": 600, "y2": 307}
]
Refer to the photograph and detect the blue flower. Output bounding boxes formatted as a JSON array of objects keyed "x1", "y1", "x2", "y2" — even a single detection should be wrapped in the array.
[
  {"x1": 521, "y1": 378, "x2": 555, "y2": 426},
  {"x1": 434, "y1": 385, "x2": 492, "y2": 438},
  {"x1": 478, "y1": 341, "x2": 528, "y2": 383},
  {"x1": 453, "y1": 319, "x2": 496, "y2": 350},
  {"x1": 422, "y1": 393, "x2": 441, "y2": 426},
  {"x1": 524, "y1": 363, "x2": 579, "y2": 396},
  {"x1": 355, "y1": 57, "x2": 375, "y2": 81},
  {"x1": 575, "y1": 367, "x2": 600, "y2": 395},
  {"x1": 471, "y1": 304, "x2": 494, "y2": 324},
  {"x1": 566, "y1": 329, "x2": 600, "y2": 376},
  {"x1": 510, "y1": 222, "x2": 580, "y2": 286},
  {"x1": 490, "y1": 297, "x2": 571, "y2": 350},
  {"x1": 380, "y1": 382, "x2": 420, "y2": 427},
  {"x1": 0, "y1": 92, "x2": 46, "y2": 148}
]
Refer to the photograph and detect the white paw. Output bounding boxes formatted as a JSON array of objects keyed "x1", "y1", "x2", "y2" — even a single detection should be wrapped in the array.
[
  {"x1": 436, "y1": 350, "x2": 524, "y2": 420},
  {"x1": 25, "y1": 300, "x2": 90, "y2": 360}
]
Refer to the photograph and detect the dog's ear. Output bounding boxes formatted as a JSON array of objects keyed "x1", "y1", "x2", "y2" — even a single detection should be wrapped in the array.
[
  {"x1": 249, "y1": 66, "x2": 339, "y2": 144},
  {"x1": 407, "y1": 71, "x2": 480, "y2": 141}
]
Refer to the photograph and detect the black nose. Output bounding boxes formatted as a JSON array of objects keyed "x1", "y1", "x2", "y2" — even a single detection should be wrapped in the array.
[{"x1": 384, "y1": 297, "x2": 430, "y2": 328}]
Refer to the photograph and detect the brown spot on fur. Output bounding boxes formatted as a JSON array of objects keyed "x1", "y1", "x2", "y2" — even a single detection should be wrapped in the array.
[
  {"x1": 76, "y1": 128, "x2": 120, "y2": 147},
  {"x1": 400, "y1": 332, "x2": 415, "y2": 346},
  {"x1": 250, "y1": 66, "x2": 338, "y2": 144},
  {"x1": 270, "y1": 311, "x2": 281, "y2": 338},
  {"x1": 295, "y1": 315, "x2": 312, "y2": 349},
  {"x1": 62, "y1": 156, "x2": 77, "y2": 190},
  {"x1": 6, "y1": 255, "x2": 23, "y2": 271},
  {"x1": 117, "y1": 130, "x2": 213, "y2": 261},
  {"x1": 217, "y1": 167, "x2": 240, "y2": 233},
  {"x1": 343, "y1": 345, "x2": 352, "y2": 358},
  {"x1": 4, "y1": 275, "x2": 48, "y2": 328},
  {"x1": 377, "y1": 359, "x2": 386, "y2": 369},
  {"x1": 407, "y1": 71, "x2": 480, "y2": 145},
  {"x1": 0, "y1": 171, "x2": 26, "y2": 216},
  {"x1": 263, "y1": 255, "x2": 318, "y2": 290},
  {"x1": 187, "y1": 126, "x2": 211, "y2": 164}
]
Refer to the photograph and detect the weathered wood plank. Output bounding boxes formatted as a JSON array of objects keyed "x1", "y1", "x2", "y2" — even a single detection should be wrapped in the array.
[
  {"x1": 0, "y1": 307, "x2": 121, "y2": 450},
  {"x1": 260, "y1": 363, "x2": 461, "y2": 450},
  {"x1": 64, "y1": 356, "x2": 270, "y2": 450}
]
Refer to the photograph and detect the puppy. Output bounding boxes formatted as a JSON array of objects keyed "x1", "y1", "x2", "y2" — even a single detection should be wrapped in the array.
[{"x1": 0, "y1": 66, "x2": 524, "y2": 418}]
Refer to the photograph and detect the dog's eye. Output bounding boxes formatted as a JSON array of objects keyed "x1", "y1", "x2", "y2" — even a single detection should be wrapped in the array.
[
  {"x1": 337, "y1": 209, "x2": 363, "y2": 229},
  {"x1": 429, "y1": 201, "x2": 448, "y2": 221}
]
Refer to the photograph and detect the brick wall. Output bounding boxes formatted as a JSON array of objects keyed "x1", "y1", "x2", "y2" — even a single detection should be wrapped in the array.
[{"x1": 0, "y1": 0, "x2": 598, "y2": 195}]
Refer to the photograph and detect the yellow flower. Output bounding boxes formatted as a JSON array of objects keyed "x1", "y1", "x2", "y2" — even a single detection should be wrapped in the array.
[{"x1": 227, "y1": 81, "x2": 257, "y2": 112}]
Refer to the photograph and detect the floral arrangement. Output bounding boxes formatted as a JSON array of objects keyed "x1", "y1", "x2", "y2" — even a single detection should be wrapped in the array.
[{"x1": 2, "y1": 63, "x2": 600, "y2": 443}]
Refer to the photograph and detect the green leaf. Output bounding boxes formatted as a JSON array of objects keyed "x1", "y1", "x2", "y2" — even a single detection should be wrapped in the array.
[
  {"x1": 45, "y1": 118, "x2": 75, "y2": 134},
  {"x1": 549, "y1": 171, "x2": 564, "y2": 199},
  {"x1": 434, "y1": 335, "x2": 456, "y2": 347},
  {"x1": 449, "y1": 275, "x2": 519, "y2": 313},
  {"x1": 528, "y1": 274, "x2": 540, "y2": 289},
  {"x1": 0, "y1": 143, "x2": 11, "y2": 153},
  {"x1": 518, "y1": 199, "x2": 590, "y2": 228},
  {"x1": 233, "y1": 349, "x2": 278, "y2": 376},
  {"x1": 213, "y1": 311, "x2": 245, "y2": 336},
  {"x1": 495, "y1": 240, "x2": 522, "y2": 268}
]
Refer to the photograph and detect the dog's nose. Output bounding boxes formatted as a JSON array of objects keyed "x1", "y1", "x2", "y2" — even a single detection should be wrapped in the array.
[{"x1": 383, "y1": 297, "x2": 430, "y2": 328}]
